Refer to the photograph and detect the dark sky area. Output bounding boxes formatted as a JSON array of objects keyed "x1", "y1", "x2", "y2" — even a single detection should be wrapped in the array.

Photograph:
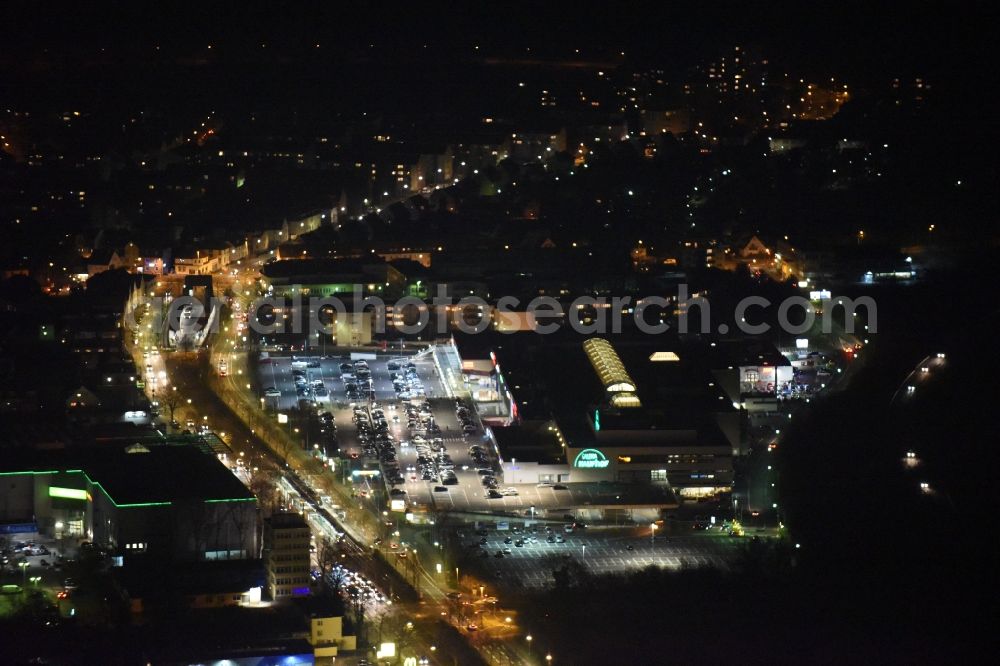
[
  {"x1": 3, "y1": 2, "x2": 994, "y2": 83},
  {"x1": 3, "y1": 1, "x2": 995, "y2": 132}
]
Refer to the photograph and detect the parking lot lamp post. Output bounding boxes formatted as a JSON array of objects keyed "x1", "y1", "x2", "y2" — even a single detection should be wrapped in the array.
[
  {"x1": 650, "y1": 522, "x2": 657, "y2": 544},
  {"x1": 19, "y1": 561, "x2": 29, "y2": 586},
  {"x1": 54, "y1": 521, "x2": 65, "y2": 555},
  {"x1": 526, "y1": 635, "x2": 533, "y2": 656}
]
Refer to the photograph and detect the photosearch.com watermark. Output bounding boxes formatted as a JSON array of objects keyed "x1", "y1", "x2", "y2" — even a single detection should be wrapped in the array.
[{"x1": 128, "y1": 284, "x2": 877, "y2": 338}]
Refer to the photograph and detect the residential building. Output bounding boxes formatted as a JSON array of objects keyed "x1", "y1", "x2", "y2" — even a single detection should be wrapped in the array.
[
  {"x1": 297, "y1": 596, "x2": 358, "y2": 662},
  {"x1": 265, "y1": 512, "x2": 312, "y2": 600}
]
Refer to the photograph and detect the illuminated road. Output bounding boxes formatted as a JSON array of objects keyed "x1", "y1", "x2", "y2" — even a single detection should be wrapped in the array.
[{"x1": 891, "y1": 353, "x2": 946, "y2": 405}]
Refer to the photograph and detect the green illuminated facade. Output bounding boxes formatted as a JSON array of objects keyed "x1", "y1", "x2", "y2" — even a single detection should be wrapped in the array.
[{"x1": 0, "y1": 446, "x2": 259, "y2": 563}]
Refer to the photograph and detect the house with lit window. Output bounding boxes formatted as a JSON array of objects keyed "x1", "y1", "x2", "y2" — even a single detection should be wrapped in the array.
[{"x1": 294, "y1": 595, "x2": 358, "y2": 660}]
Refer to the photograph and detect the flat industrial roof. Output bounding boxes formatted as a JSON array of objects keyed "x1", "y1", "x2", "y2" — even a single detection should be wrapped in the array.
[
  {"x1": 268, "y1": 511, "x2": 310, "y2": 530},
  {"x1": 492, "y1": 423, "x2": 568, "y2": 465},
  {"x1": 261, "y1": 257, "x2": 388, "y2": 280},
  {"x1": 0, "y1": 443, "x2": 255, "y2": 507},
  {"x1": 475, "y1": 331, "x2": 735, "y2": 423}
]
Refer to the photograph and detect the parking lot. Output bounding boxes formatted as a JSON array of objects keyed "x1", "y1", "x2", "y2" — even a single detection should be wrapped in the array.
[
  {"x1": 254, "y1": 349, "x2": 687, "y2": 523},
  {"x1": 463, "y1": 528, "x2": 746, "y2": 589},
  {"x1": 256, "y1": 351, "x2": 445, "y2": 456},
  {"x1": 391, "y1": 398, "x2": 502, "y2": 510},
  {"x1": 1, "y1": 534, "x2": 87, "y2": 617},
  {"x1": 255, "y1": 351, "x2": 506, "y2": 507}
]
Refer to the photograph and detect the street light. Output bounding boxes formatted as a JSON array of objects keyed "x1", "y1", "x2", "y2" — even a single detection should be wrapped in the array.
[
  {"x1": 19, "y1": 561, "x2": 29, "y2": 585},
  {"x1": 650, "y1": 522, "x2": 657, "y2": 544},
  {"x1": 546, "y1": 655, "x2": 553, "y2": 663},
  {"x1": 526, "y1": 635, "x2": 533, "y2": 656}
]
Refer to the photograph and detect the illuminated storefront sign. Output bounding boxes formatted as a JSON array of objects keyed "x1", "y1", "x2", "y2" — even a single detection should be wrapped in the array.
[
  {"x1": 49, "y1": 487, "x2": 88, "y2": 501},
  {"x1": 573, "y1": 448, "x2": 610, "y2": 469}
]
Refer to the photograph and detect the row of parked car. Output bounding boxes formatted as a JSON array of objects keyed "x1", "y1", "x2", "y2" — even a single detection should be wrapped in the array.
[
  {"x1": 405, "y1": 401, "x2": 442, "y2": 437},
  {"x1": 355, "y1": 405, "x2": 405, "y2": 485},
  {"x1": 294, "y1": 368, "x2": 330, "y2": 400},
  {"x1": 390, "y1": 361, "x2": 426, "y2": 400},
  {"x1": 456, "y1": 400, "x2": 478, "y2": 435},
  {"x1": 316, "y1": 410, "x2": 338, "y2": 453},
  {"x1": 397, "y1": 401, "x2": 444, "y2": 483},
  {"x1": 342, "y1": 359, "x2": 376, "y2": 402},
  {"x1": 407, "y1": 443, "x2": 446, "y2": 482}
]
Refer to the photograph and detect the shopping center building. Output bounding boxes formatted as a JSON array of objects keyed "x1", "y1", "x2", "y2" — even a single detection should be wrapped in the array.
[
  {"x1": 0, "y1": 442, "x2": 259, "y2": 564},
  {"x1": 454, "y1": 332, "x2": 740, "y2": 501}
]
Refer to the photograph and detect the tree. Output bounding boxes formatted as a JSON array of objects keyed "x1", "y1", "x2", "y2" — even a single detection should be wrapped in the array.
[
  {"x1": 249, "y1": 470, "x2": 279, "y2": 514},
  {"x1": 326, "y1": 566, "x2": 349, "y2": 594},
  {"x1": 548, "y1": 555, "x2": 589, "y2": 591},
  {"x1": 0, "y1": 275, "x2": 43, "y2": 306},
  {"x1": 273, "y1": 431, "x2": 295, "y2": 467},
  {"x1": 316, "y1": 536, "x2": 339, "y2": 573},
  {"x1": 163, "y1": 386, "x2": 182, "y2": 424},
  {"x1": 349, "y1": 589, "x2": 369, "y2": 647}
]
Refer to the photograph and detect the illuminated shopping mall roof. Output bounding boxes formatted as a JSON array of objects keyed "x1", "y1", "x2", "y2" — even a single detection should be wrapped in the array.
[
  {"x1": 583, "y1": 338, "x2": 641, "y2": 406},
  {"x1": 610, "y1": 392, "x2": 642, "y2": 408}
]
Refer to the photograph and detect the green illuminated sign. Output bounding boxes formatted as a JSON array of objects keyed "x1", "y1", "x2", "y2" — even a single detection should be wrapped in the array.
[
  {"x1": 594, "y1": 409, "x2": 601, "y2": 431},
  {"x1": 573, "y1": 448, "x2": 610, "y2": 469},
  {"x1": 49, "y1": 487, "x2": 88, "y2": 501}
]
